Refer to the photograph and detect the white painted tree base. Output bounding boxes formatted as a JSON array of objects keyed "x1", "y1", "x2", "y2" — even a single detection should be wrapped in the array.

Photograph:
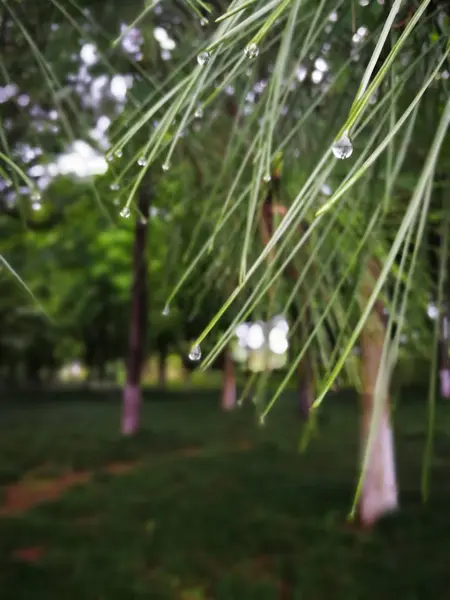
[
  {"x1": 360, "y1": 411, "x2": 398, "y2": 526},
  {"x1": 121, "y1": 383, "x2": 142, "y2": 435},
  {"x1": 440, "y1": 369, "x2": 450, "y2": 398},
  {"x1": 221, "y1": 351, "x2": 236, "y2": 411},
  {"x1": 222, "y1": 370, "x2": 236, "y2": 411},
  {"x1": 222, "y1": 383, "x2": 236, "y2": 411}
]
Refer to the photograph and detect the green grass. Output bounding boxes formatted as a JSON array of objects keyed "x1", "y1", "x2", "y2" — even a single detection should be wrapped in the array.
[{"x1": 1, "y1": 390, "x2": 450, "y2": 599}]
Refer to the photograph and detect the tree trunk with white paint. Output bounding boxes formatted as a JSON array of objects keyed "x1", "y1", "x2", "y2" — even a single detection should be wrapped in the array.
[
  {"x1": 121, "y1": 187, "x2": 150, "y2": 436},
  {"x1": 221, "y1": 349, "x2": 236, "y2": 411},
  {"x1": 441, "y1": 369, "x2": 450, "y2": 399},
  {"x1": 122, "y1": 383, "x2": 142, "y2": 435},
  {"x1": 440, "y1": 305, "x2": 450, "y2": 398},
  {"x1": 359, "y1": 259, "x2": 398, "y2": 527}
]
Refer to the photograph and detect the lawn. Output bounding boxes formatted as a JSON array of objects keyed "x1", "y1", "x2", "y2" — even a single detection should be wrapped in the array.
[{"x1": 1, "y1": 389, "x2": 450, "y2": 599}]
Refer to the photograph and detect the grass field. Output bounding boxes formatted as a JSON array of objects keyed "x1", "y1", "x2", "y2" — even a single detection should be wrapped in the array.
[{"x1": 1, "y1": 389, "x2": 450, "y2": 599}]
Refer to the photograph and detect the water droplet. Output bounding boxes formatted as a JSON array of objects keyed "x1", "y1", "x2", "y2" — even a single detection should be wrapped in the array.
[
  {"x1": 106, "y1": 154, "x2": 114, "y2": 163},
  {"x1": 31, "y1": 190, "x2": 41, "y2": 201},
  {"x1": 120, "y1": 207, "x2": 130, "y2": 218},
  {"x1": 140, "y1": 216, "x2": 148, "y2": 225},
  {"x1": 162, "y1": 161, "x2": 171, "y2": 172},
  {"x1": 194, "y1": 106, "x2": 203, "y2": 119},
  {"x1": 200, "y1": 17, "x2": 208, "y2": 26},
  {"x1": 188, "y1": 344, "x2": 201, "y2": 361},
  {"x1": 137, "y1": 156, "x2": 147, "y2": 166},
  {"x1": 244, "y1": 43, "x2": 259, "y2": 59},
  {"x1": 114, "y1": 149, "x2": 123, "y2": 158},
  {"x1": 162, "y1": 305, "x2": 170, "y2": 316},
  {"x1": 321, "y1": 183, "x2": 332, "y2": 196},
  {"x1": 332, "y1": 133, "x2": 353, "y2": 160},
  {"x1": 263, "y1": 174, "x2": 271, "y2": 183},
  {"x1": 197, "y1": 51, "x2": 210, "y2": 66},
  {"x1": 113, "y1": 198, "x2": 120, "y2": 206},
  {"x1": 110, "y1": 182, "x2": 120, "y2": 191}
]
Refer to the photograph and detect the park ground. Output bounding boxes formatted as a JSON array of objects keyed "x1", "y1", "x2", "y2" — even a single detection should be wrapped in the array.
[{"x1": 1, "y1": 388, "x2": 450, "y2": 599}]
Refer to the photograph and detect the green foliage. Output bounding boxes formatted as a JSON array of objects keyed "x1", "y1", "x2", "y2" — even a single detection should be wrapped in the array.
[{"x1": 104, "y1": 0, "x2": 450, "y2": 417}]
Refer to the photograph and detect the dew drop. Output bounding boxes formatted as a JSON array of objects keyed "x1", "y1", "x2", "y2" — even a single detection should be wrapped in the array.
[
  {"x1": 321, "y1": 183, "x2": 332, "y2": 196},
  {"x1": 188, "y1": 344, "x2": 201, "y2": 361},
  {"x1": 162, "y1": 161, "x2": 171, "y2": 172},
  {"x1": 114, "y1": 149, "x2": 123, "y2": 159},
  {"x1": 194, "y1": 106, "x2": 204, "y2": 119},
  {"x1": 162, "y1": 305, "x2": 170, "y2": 316},
  {"x1": 140, "y1": 216, "x2": 148, "y2": 225},
  {"x1": 263, "y1": 174, "x2": 271, "y2": 183},
  {"x1": 197, "y1": 51, "x2": 211, "y2": 66},
  {"x1": 137, "y1": 156, "x2": 147, "y2": 166},
  {"x1": 244, "y1": 43, "x2": 259, "y2": 59},
  {"x1": 31, "y1": 190, "x2": 41, "y2": 201},
  {"x1": 110, "y1": 182, "x2": 120, "y2": 191},
  {"x1": 332, "y1": 133, "x2": 353, "y2": 160},
  {"x1": 200, "y1": 17, "x2": 208, "y2": 26},
  {"x1": 120, "y1": 207, "x2": 131, "y2": 219},
  {"x1": 106, "y1": 154, "x2": 114, "y2": 163}
]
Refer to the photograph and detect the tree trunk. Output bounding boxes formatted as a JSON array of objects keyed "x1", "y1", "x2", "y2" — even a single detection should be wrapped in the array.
[
  {"x1": 297, "y1": 358, "x2": 313, "y2": 420},
  {"x1": 359, "y1": 259, "x2": 398, "y2": 527},
  {"x1": 293, "y1": 301, "x2": 314, "y2": 420},
  {"x1": 221, "y1": 349, "x2": 236, "y2": 411},
  {"x1": 121, "y1": 187, "x2": 150, "y2": 436},
  {"x1": 97, "y1": 360, "x2": 107, "y2": 383},
  {"x1": 440, "y1": 304, "x2": 450, "y2": 398},
  {"x1": 158, "y1": 348, "x2": 167, "y2": 388},
  {"x1": 24, "y1": 358, "x2": 42, "y2": 388}
]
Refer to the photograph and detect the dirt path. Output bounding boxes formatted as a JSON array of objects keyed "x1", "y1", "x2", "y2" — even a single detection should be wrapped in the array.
[
  {"x1": 0, "y1": 464, "x2": 135, "y2": 517},
  {"x1": 0, "y1": 441, "x2": 252, "y2": 518}
]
